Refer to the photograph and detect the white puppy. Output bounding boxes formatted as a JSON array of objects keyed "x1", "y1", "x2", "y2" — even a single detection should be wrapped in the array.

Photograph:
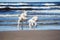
[
  {"x1": 28, "y1": 16, "x2": 38, "y2": 30},
  {"x1": 17, "y1": 11, "x2": 27, "y2": 30}
]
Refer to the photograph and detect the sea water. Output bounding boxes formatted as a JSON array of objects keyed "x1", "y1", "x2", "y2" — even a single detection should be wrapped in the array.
[{"x1": 0, "y1": 2, "x2": 60, "y2": 31}]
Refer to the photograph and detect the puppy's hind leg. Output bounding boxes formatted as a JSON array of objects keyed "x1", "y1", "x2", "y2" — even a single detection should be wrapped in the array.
[{"x1": 17, "y1": 18, "x2": 21, "y2": 30}]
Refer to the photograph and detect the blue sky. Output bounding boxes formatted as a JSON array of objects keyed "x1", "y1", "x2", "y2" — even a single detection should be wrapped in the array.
[{"x1": 0, "y1": 0, "x2": 60, "y2": 2}]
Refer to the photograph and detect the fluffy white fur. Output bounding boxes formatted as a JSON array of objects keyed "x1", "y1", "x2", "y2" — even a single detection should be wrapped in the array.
[
  {"x1": 28, "y1": 16, "x2": 38, "y2": 30},
  {"x1": 17, "y1": 11, "x2": 27, "y2": 30}
]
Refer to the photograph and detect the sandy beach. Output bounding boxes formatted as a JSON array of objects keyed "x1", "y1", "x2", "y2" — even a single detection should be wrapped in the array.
[{"x1": 0, "y1": 30, "x2": 60, "y2": 40}]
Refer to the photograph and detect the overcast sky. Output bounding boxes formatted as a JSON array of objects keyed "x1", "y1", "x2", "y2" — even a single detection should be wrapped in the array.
[{"x1": 0, "y1": 0, "x2": 60, "y2": 2}]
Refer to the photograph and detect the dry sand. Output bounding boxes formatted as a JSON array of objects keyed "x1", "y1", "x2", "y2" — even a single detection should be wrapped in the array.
[{"x1": 0, "y1": 30, "x2": 60, "y2": 40}]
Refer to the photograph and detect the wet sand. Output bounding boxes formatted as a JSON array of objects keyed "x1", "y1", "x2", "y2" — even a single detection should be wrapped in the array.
[{"x1": 0, "y1": 30, "x2": 60, "y2": 40}]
